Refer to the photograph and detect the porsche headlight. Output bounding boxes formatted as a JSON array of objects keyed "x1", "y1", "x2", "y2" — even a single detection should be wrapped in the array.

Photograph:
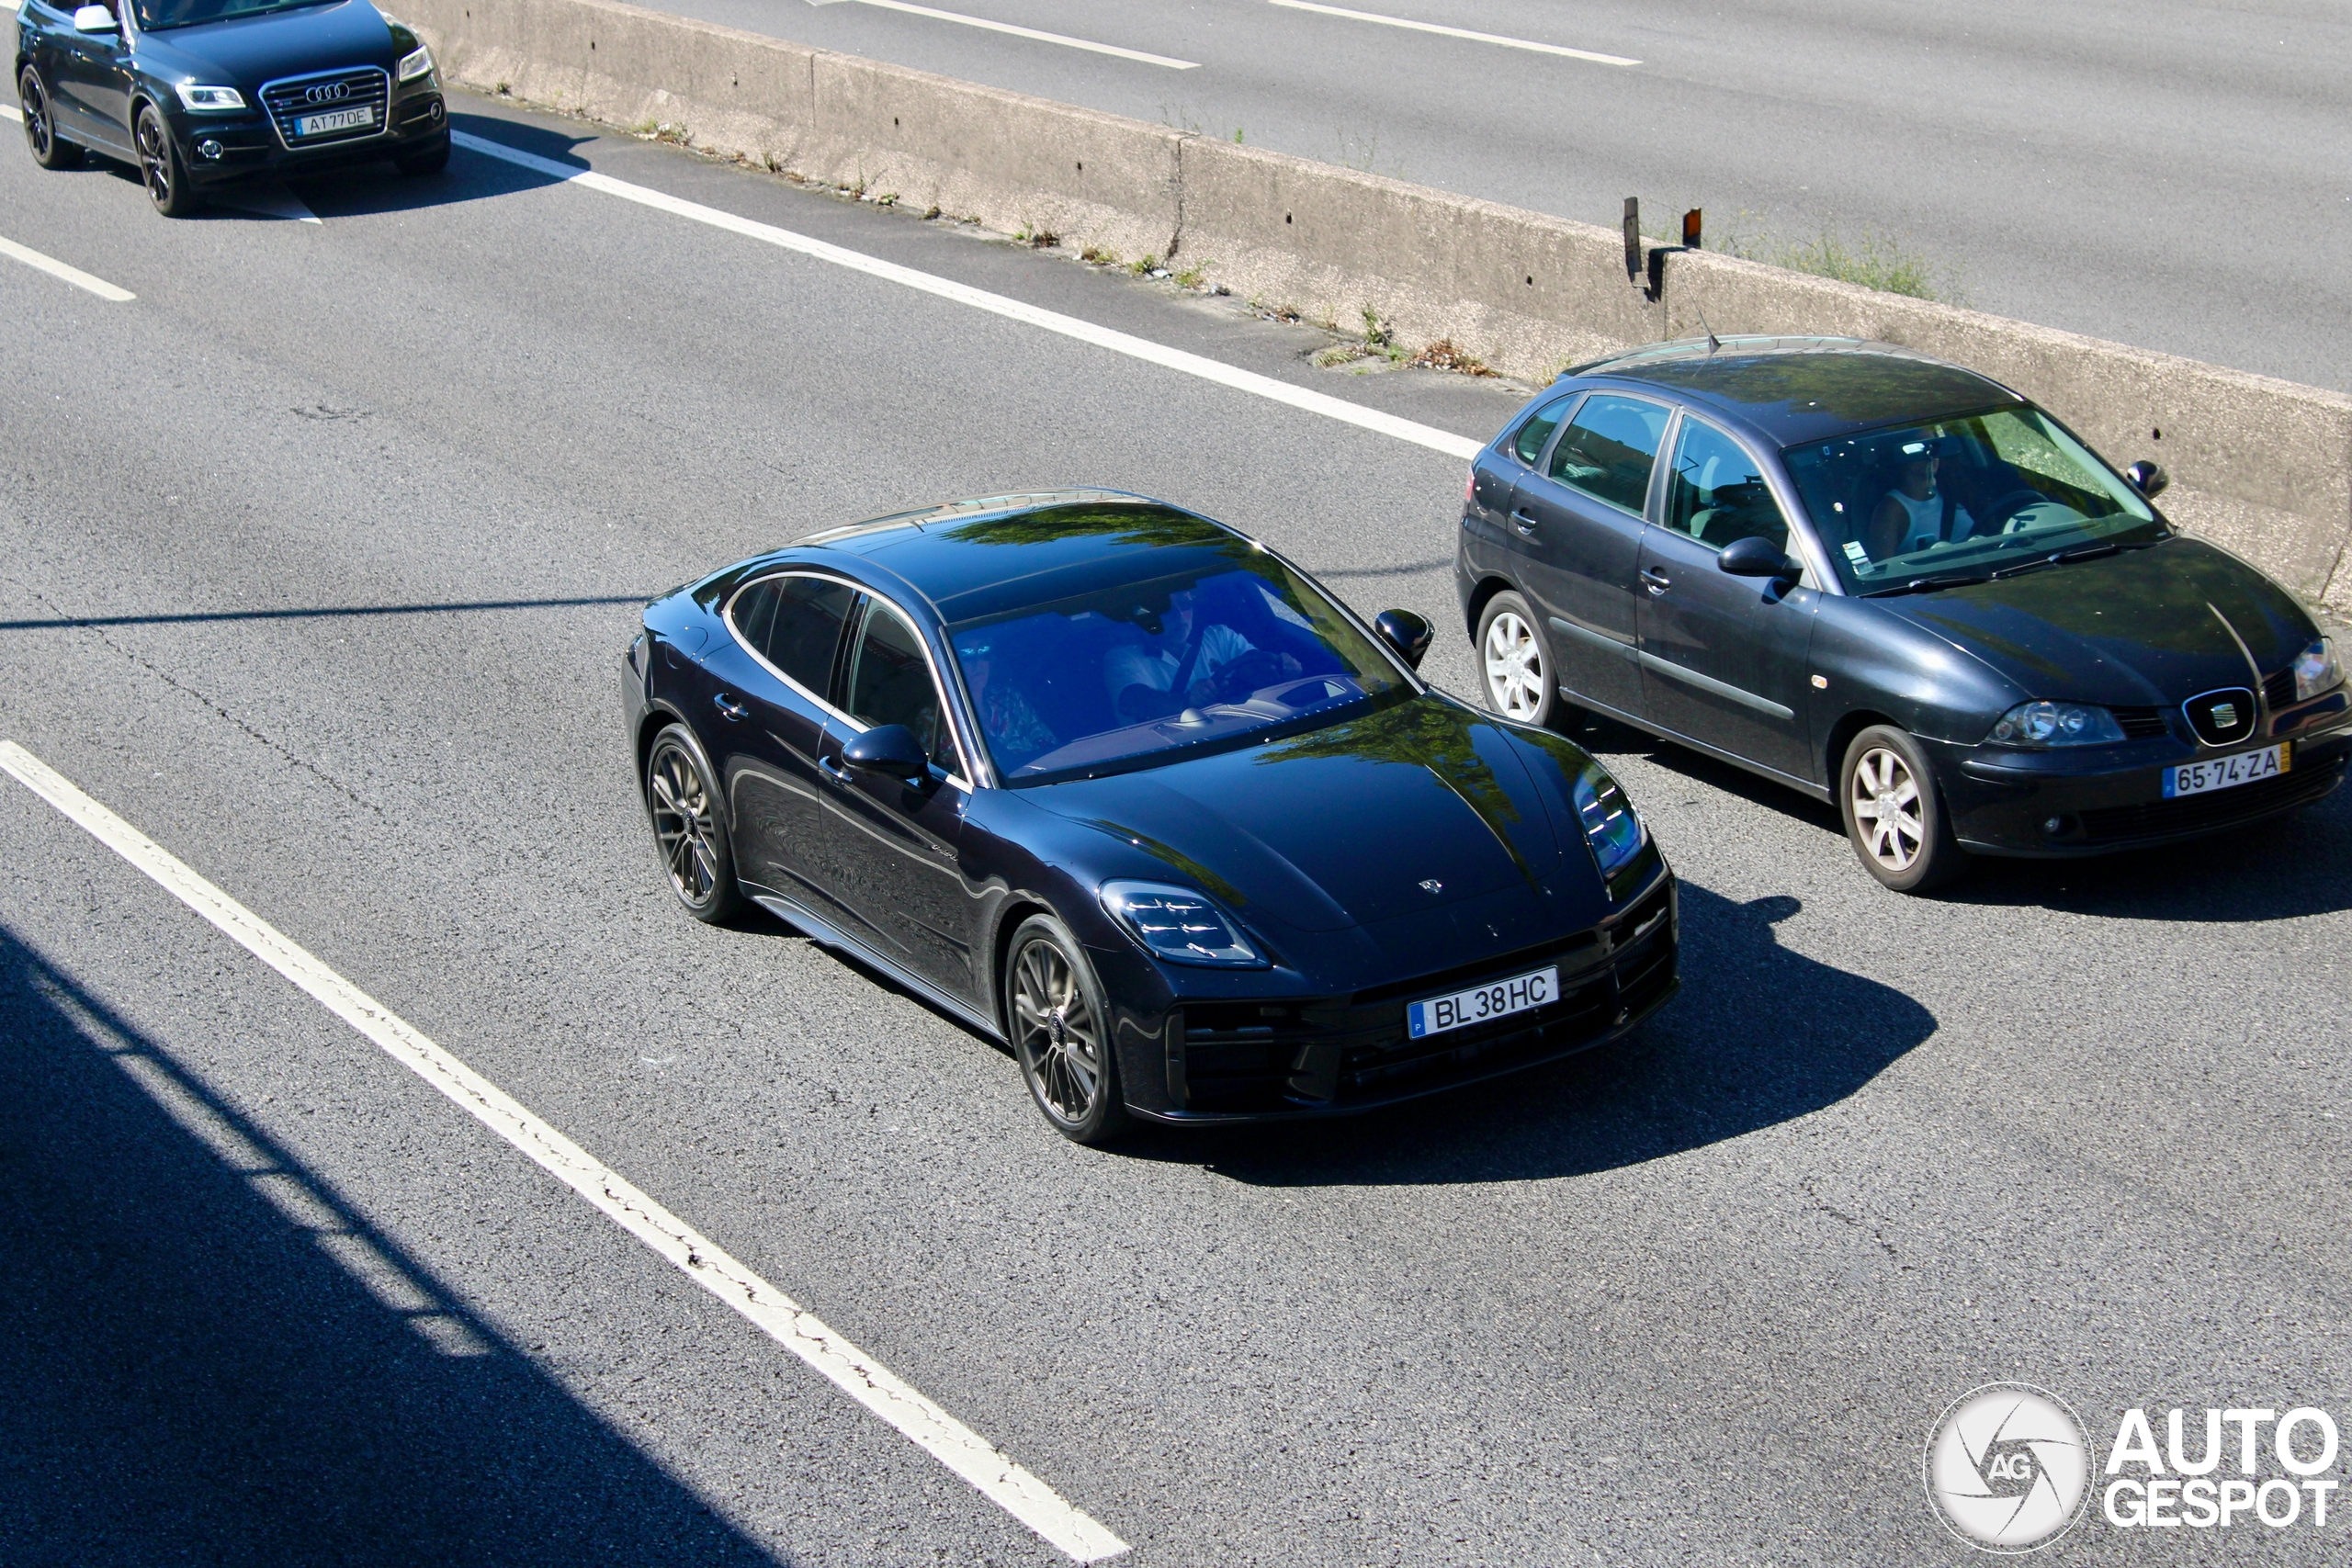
[
  {"x1": 1100, "y1": 881, "x2": 1266, "y2": 968},
  {"x1": 1571, "y1": 761, "x2": 1646, "y2": 877},
  {"x1": 397, "y1": 43, "x2": 435, "y2": 83},
  {"x1": 1986, "y1": 700, "x2": 2126, "y2": 747},
  {"x1": 175, "y1": 84, "x2": 245, "y2": 111},
  {"x1": 2292, "y1": 637, "x2": 2343, "y2": 702}
]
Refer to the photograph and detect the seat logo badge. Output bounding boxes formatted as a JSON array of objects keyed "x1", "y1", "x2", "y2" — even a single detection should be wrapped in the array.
[
  {"x1": 304, "y1": 82, "x2": 352, "y2": 104},
  {"x1": 2212, "y1": 701, "x2": 2238, "y2": 728},
  {"x1": 1419, "y1": 879, "x2": 1443, "y2": 894}
]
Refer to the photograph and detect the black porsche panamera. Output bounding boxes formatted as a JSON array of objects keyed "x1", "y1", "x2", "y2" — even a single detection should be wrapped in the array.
[
  {"x1": 14, "y1": 0, "x2": 447, "y2": 215},
  {"x1": 623, "y1": 494, "x2": 1678, "y2": 1142},
  {"x1": 1457, "y1": 337, "x2": 2349, "y2": 891}
]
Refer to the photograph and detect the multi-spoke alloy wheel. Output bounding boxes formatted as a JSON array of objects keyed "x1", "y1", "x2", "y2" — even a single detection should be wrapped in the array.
[
  {"x1": 1476, "y1": 590, "x2": 1566, "y2": 728},
  {"x1": 646, "y1": 726, "x2": 741, "y2": 921},
  {"x1": 135, "y1": 104, "x2": 202, "y2": 217},
  {"x1": 1838, "y1": 724, "x2": 1963, "y2": 893},
  {"x1": 18, "y1": 68, "x2": 81, "y2": 170},
  {"x1": 1005, "y1": 916, "x2": 1127, "y2": 1144}
]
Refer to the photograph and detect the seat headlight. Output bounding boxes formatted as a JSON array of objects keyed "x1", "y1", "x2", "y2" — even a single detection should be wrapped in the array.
[
  {"x1": 2292, "y1": 637, "x2": 2343, "y2": 703},
  {"x1": 1571, "y1": 761, "x2": 1646, "y2": 877},
  {"x1": 1986, "y1": 700, "x2": 2126, "y2": 747},
  {"x1": 175, "y1": 84, "x2": 245, "y2": 111},
  {"x1": 397, "y1": 44, "x2": 435, "y2": 83},
  {"x1": 1100, "y1": 881, "x2": 1266, "y2": 968}
]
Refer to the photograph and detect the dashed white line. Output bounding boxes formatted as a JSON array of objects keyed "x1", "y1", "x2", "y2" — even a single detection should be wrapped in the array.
[
  {"x1": 1269, "y1": 0, "x2": 1640, "y2": 65},
  {"x1": 451, "y1": 130, "x2": 1482, "y2": 461},
  {"x1": 825, "y1": 0, "x2": 1199, "y2": 68},
  {"x1": 0, "y1": 739, "x2": 1129, "y2": 1565},
  {"x1": 0, "y1": 232, "x2": 137, "y2": 301}
]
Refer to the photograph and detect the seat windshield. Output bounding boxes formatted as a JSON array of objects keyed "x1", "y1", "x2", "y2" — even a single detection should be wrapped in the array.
[
  {"x1": 1784, "y1": 404, "x2": 2167, "y2": 593},
  {"x1": 948, "y1": 558, "x2": 1406, "y2": 783}
]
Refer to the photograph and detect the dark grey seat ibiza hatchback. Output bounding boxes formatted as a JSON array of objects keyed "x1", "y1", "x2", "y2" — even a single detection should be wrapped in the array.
[{"x1": 1455, "y1": 336, "x2": 2348, "y2": 891}]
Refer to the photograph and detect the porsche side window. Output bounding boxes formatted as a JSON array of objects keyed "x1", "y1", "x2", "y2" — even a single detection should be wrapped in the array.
[
  {"x1": 1510, "y1": 396, "x2": 1576, "y2": 466},
  {"x1": 1548, "y1": 395, "x2": 1669, "y2": 515},
  {"x1": 1665, "y1": 419, "x2": 1789, "y2": 552},
  {"x1": 847, "y1": 603, "x2": 964, "y2": 777},
  {"x1": 762, "y1": 575, "x2": 857, "y2": 694}
]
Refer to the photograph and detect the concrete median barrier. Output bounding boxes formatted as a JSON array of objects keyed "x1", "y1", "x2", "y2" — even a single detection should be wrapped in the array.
[{"x1": 399, "y1": 0, "x2": 2352, "y2": 612}]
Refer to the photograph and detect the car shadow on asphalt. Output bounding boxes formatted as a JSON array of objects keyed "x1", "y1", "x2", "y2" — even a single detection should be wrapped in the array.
[
  {"x1": 0, "y1": 926, "x2": 787, "y2": 1567},
  {"x1": 1123, "y1": 880, "x2": 1937, "y2": 1187}
]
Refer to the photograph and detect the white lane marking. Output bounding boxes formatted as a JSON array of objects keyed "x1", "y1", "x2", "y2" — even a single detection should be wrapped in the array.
[
  {"x1": 1268, "y1": 0, "x2": 1640, "y2": 65},
  {"x1": 822, "y1": 0, "x2": 1199, "y2": 69},
  {"x1": 451, "y1": 130, "x2": 1481, "y2": 461},
  {"x1": 0, "y1": 104, "x2": 19, "y2": 122},
  {"x1": 0, "y1": 232, "x2": 137, "y2": 301},
  {"x1": 0, "y1": 739, "x2": 1129, "y2": 1566}
]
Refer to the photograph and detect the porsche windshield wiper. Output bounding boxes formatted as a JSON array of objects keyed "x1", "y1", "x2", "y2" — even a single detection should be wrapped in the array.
[{"x1": 1861, "y1": 571, "x2": 1994, "y2": 598}]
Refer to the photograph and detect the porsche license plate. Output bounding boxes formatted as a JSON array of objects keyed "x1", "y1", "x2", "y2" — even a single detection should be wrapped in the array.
[
  {"x1": 1407, "y1": 964, "x2": 1559, "y2": 1040},
  {"x1": 296, "y1": 105, "x2": 375, "y2": 137},
  {"x1": 2163, "y1": 742, "x2": 2290, "y2": 799}
]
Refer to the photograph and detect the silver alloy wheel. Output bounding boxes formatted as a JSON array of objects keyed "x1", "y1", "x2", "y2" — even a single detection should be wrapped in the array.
[
  {"x1": 647, "y1": 740, "x2": 720, "y2": 904},
  {"x1": 136, "y1": 109, "x2": 172, "y2": 206},
  {"x1": 1011, "y1": 937, "x2": 1102, "y2": 1123},
  {"x1": 1849, "y1": 746, "x2": 1925, "y2": 872},
  {"x1": 1483, "y1": 609, "x2": 1545, "y2": 719}
]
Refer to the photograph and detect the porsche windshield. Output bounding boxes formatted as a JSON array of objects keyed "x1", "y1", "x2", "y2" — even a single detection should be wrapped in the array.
[
  {"x1": 1784, "y1": 404, "x2": 2167, "y2": 594},
  {"x1": 134, "y1": 0, "x2": 337, "y2": 30},
  {"x1": 948, "y1": 557, "x2": 1407, "y2": 783}
]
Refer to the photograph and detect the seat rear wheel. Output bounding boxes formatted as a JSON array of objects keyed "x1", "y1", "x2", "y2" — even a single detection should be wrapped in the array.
[
  {"x1": 135, "y1": 103, "x2": 204, "y2": 217},
  {"x1": 19, "y1": 68, "x2": 84, "y2": 170},
  {"x1": 645, "y1": 724, "x2": 742, "y2": 922},
  {"x1": 1004, "y1": 914, "x2": 1129, "y2": 1145},
  {"x1": 1839, "y1": 724, "x2": 1965, "y2": 892},
  {"x1": 1477, "y1": 590, "x2": 1582, "y2": 730}
]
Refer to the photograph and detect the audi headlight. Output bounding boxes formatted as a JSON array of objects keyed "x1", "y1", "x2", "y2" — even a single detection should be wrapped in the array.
[
  {"x1": 1986, "y1": 700, "x2": 2126, "y2": 747},
  {"x1": 397, "y1": 43, "x2": 435, "y2": 83},
  {"x1": 1100, "y1": 881, "x2": 1266, "y2": 968},
  {"x1": 1571, "y1": 761, "x2": 1646, "y2": 877},
  {"x1": 175, "y1": 84, "x2": 245, "y2": 111},
  {"x1": 2292, "y1": 637, "x2": 2344, "y2": 702}
]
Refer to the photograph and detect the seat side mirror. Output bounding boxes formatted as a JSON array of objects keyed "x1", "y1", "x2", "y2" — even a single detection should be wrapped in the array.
[
  {"x1": 2125, "y1": 459, "x2": 2169, "y2": 499},
  {"x1": 841, "y1": 723, "x2": 930, "y2": 784},
  {"x1": 1717, "y1": 534, "x2": 1803, "y2": 581},
  {"x1": 72, "y1": 4, "x2": 119, "y2": 30},
  {"x1": 1374, "y1": 608, "x2": 1434, "y2": 670}
]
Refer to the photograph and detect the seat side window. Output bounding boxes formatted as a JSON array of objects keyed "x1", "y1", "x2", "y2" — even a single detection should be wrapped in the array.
[
  {"x1": 1548, "y1": 394, "x2": 1669, "y2": 515},
  {"x1": 847, "y1": 603, "x2": 964, "y2": 777},
  {"x1": 1511, "y1": 395, "x2": 1576, "y2": 466},
  {"x1": 764, "y1": 576, "x2": 857, "y2": 694},
  {"x1": 1665, "y1": 419, "x2": 1790, "y2": 551}
]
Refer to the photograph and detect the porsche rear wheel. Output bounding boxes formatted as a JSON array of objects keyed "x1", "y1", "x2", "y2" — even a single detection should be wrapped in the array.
[
  {"x1": 19, "y1": 68, "x2": 84, "y2": 171},
  {"x1": 1005, "y1": 914, "x2": 1128, "y2": 1145},
  {"x1": 646, "y1": 725, "x2": 742, "y2": 922}
]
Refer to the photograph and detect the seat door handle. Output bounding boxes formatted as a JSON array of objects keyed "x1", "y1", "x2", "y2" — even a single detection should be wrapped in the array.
[
  {"x1": 713, "y1": 692, "x2": 750, "y2": 722},
  {"x1": 1510, "y1": 508, "x2": 1540, "y2": 536},
  {"x1": 1640, "y1": 566, "x2": 1671, "y2": 595}
]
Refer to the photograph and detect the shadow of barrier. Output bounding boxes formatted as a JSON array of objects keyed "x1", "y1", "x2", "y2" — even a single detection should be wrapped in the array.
[{"x1": 0, "y1": 924, "x2": 786, "y2": 1566}]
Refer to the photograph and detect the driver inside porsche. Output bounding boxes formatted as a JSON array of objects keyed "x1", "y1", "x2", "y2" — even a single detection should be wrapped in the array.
[{"x1": 1104, "y1": 589, "x2": 1274, "y2": 721}]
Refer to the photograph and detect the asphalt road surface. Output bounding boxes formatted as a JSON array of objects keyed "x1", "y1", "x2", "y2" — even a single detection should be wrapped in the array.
[
  {"x1": 3, "y1": 94, "x2": 2348, "y2": 1566},
  {"x1": 641, "y1": 0, "x2": 2352, "y2": 395}
]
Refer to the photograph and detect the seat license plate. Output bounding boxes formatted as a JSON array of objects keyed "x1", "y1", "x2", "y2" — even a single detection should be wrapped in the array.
[
  {"x1": 2163, "y1": 742, "x2": 2290, "y2": 799},
  {"x1": 296, "y1": 105, "x2": 375, "y2": 137},
  {"x1": 1407, "y1": 964, "x2": 1559, "y2": 1040}
]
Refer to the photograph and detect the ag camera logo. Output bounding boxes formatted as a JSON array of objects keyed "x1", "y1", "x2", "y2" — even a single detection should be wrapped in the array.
[{"x1": 1924, "y1": 1383, "x2": 2091, "y2": 1552}]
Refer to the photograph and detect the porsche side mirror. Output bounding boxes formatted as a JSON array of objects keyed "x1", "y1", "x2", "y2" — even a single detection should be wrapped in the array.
[
  {"x1": 72, "y1": 4, "x2": 119, "y2": 30},
  {"x1": 2126, "y1": 459, "x2": 2169, "y2": 499},
  {"x1": 1717, "y1": 535, "x2": 1803, "y2": 581},
  {"x1": 841, "y1": 723, "x2": 929, "y2": 783},
  {"x1": 1374, "y1": 608, "x2": 1433, "y2": 670}
]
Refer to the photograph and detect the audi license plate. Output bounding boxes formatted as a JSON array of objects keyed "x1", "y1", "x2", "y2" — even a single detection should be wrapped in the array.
[
  {"x1": 2163, "y1": 742, "x2": 2290, "y2": 799},
  {"x1": 1407, "y1": 964, "x2": 1559, "y2": 1040},
  {"x1": 296, "y1": 105, "x2": 375, "y2": 137}
]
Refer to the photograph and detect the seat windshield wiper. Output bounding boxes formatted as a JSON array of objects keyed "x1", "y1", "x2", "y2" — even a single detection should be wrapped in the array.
[
  {"x1": 1986, "y1": 540, "x2": 2124, "y2": 581},
  {"x1": 1860, "y1": 571, "x2": 1994, "y2": 598}
]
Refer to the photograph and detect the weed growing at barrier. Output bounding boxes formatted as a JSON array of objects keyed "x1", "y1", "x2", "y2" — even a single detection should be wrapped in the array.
[
  {"x1": 1015, "y1": 226, "x2": 1058, "y2": 247},
  {"x1": 1645, "y1": 206, "x2": 1966, "y2": 303},
  {"x1": 1080, "y1": 245, "x2": 1119, "y2": 265},
  {"x1": 1413, "y1": 340, "x2": 1496, "y2": 376}
]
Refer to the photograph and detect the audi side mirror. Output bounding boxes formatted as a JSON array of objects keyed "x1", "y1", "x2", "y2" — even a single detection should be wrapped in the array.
[
  {"x1": 72, "y1": 4, "x2": 119, "y2": 30},
  {"x1": 841, "y1": 723, "x2": 929, "y2": 783},
  {"x1": 1374, "y1": 608, "x2": 1433, "y2": 670},
  {"x1": 1717, "y1": 535, "x2": 1803, "y2": 581},
  {"x1": 2126, "y1": 459, "x2": 2169, "y2": 499}
]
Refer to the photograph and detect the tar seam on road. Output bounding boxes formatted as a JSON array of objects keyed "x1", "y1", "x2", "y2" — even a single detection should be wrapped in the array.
[
  {"x1": 827, "y1": 0, "x2": 1200, "y2": 69},
  {"x1": 0, "y1": 738, "x2": 1130, "y2": 1565},
  {"x1": 447, "y1": 130, "x2": 1484, "y2": 463},
  {"x1": 1266, "y1": 0, "x2": 1641, "y2": 65}
]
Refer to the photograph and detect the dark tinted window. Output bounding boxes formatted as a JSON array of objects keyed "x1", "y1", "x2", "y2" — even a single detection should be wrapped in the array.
[
  {"x1": 751, "y1": 575, "x2": 855, "y2": 694},
  {"x1": 1548, "y1": 394, "x2": 1668, "y2": 514},
  {"x1": 1511, "y1": 396, "x2": 1575, "y2": 466},
  {"x1": 1665, "y1": 419, "x2": 1788, "y2": 551},
  {"x1": 847, "y1": 603, "x2": 963, "y2": 775}
]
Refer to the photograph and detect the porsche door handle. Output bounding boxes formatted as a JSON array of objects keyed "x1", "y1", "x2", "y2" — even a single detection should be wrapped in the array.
[
  {"x1": 713, "y1": 692, "x2": 750, "y2": 722},
  {"x1": 1639, "y1": 567, "x2": 1671, "y2": 595}
]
